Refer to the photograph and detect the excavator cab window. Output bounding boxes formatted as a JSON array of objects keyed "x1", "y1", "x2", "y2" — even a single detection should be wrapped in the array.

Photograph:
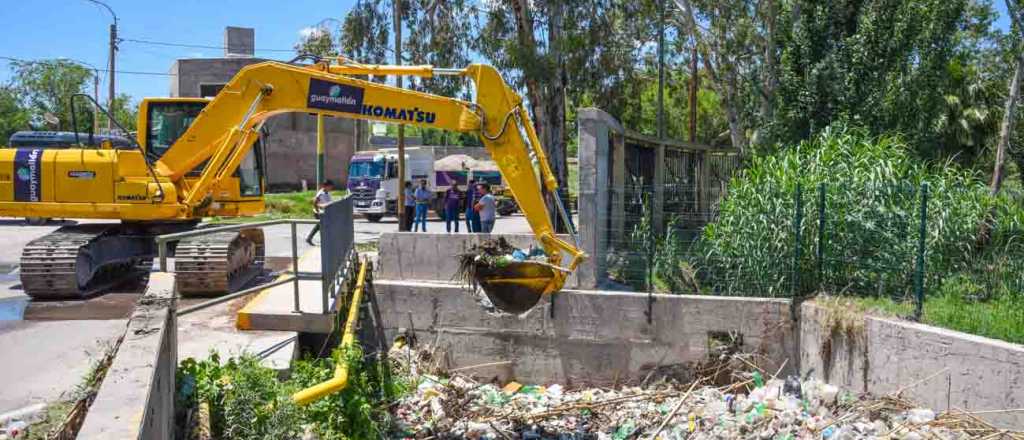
[
  {"x1": 146, "y1": 101, "x2": 206, "y2": 162},
  {"x1": 237, "y1": 140, "x2": 264, "y2": 197}
]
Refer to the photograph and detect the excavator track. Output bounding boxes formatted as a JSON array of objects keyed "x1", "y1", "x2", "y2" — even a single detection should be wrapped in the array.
[
  {"x1": 175, "y1": 228, "x2": 265, "y2": 296},
  {"x1": 20, "y1": 225, "x2": 153, "y2": 300}
]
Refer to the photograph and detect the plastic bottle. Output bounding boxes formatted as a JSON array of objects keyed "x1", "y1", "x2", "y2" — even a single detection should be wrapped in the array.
[{"x1": 4, "y1": 421, "x2": 27, "y2": 438}]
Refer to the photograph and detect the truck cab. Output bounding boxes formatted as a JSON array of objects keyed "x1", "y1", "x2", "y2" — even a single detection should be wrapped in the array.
[{"x1": 347, "y1": 147, "x2": 433, "y2": 222}]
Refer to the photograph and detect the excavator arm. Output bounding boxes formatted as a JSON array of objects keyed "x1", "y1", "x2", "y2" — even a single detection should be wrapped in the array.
[{"x1": 157, "y1": 60, "x2": 585, "y2": 304}]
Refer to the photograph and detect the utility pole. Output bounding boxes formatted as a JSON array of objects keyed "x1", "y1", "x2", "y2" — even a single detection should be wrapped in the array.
[
  {"x1": 108, "y1": 21, "x2": 117, "y2": 131},
  {"x1": 657, "y1": 0, "x2": 666, "y2": 139},
  {"x1": 316, "y1": 114, "x2": 325, "y2": 186},
  {"x1": 85, "y1": 1, "x2": 117, "y2": 131},
  {"x1": 91, "y1": 68, "x2": 100, "y2": 135},
  {"x1": 393, "y1": 0, "x2": 407, "y2": 231}
]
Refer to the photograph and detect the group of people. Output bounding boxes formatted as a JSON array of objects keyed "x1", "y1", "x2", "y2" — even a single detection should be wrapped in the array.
[
  {"x1": 401, "y1": 178, "x2": 496, "y2": 234},
  {"x1": 304, "y1": 177, "x2": 499, "y2": 245}
]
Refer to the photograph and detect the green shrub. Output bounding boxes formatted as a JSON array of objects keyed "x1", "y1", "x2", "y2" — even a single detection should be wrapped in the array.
[{"x1": 176, "y1": 347, "x2": 407, "y2": 439}]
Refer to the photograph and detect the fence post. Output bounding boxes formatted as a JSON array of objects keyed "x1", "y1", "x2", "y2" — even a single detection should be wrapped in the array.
[
  {"x1": 914, "y1": 182, "x2": 929, "y2": 320},
  {"x1": 646, "y1": 193, "x2": 655, "y2": 325},
  {"x1": 816, "y1": 183, "x2": 826, "y2": 288},
  {"x1": 791, "y1": 183, "x2": 804, "y2": 298}
]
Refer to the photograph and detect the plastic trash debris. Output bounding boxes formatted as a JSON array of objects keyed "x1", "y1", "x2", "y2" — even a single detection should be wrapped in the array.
[
  {"x1": 906, "y1": 408, "x2": 936, "y2": 424},
  {"x1": 752, "y1": 371, "x2": 764, "y2": 387},
  {"x1": 3, "y1": 421, "x2": 27, "y2": 439},
  {"x1": 512, "y1": 249, "x2": 528, "y2": 261},
  {"x1": 389, "y1": 343, "x2": 1000, "y2": 439},
  {"x1": 783, "y1": 375, "x2": 802, "y2": 398}
]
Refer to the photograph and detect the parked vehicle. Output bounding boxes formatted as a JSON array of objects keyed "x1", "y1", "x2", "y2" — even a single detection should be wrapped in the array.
[{"x1": 347, "y1": 148, "x2": 434, "y2": 222}]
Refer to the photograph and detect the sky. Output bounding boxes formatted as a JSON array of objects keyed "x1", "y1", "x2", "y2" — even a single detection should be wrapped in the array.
[
  {"x1": 0, "y1": 0, "x2": 1015, "y2": 101},
  {"x1": 0, "y1": 0, "x2": 359, "y2": 99}
]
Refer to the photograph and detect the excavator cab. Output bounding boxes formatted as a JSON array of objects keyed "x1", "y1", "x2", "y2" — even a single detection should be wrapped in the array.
[
  {"x1": 139, "y1": 98, "x2": 267, "y2": 217},
  {"x1": 138, "y1": 98, "x2": 208, "y2": 163}
]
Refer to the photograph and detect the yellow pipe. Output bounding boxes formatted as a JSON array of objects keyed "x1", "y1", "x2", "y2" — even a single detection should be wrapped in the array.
[{"x1": 291, "y1": 259, "x2": 369, "y2": 405}]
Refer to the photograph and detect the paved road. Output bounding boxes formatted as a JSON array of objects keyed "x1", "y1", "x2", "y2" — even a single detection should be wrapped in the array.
[
  {"x1": 0, "y1": 214, "x2": 532, "y2": 302},
  {"x1": 0, "y1": 319, "x2": 126, "y2": 414}
]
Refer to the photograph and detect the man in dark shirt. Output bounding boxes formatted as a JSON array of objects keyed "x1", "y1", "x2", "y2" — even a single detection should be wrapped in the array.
[
  {"x1": 464, "y1": 178, "x2": 479, "y2": 233},
  {"x1": 444, "y1": 183, "x2": 463, "y2": 233}
]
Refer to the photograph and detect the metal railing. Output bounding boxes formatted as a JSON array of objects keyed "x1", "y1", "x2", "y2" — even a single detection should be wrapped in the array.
[
  {"x1": 156, "y1": 219, "x2": 319, "y2": 316},
  {"x1": 319, "y1": 197, "x2": 355, "y2": 310}
]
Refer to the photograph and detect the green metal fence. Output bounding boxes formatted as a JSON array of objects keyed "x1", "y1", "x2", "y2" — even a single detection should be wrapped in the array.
[{"x1": 607, "y1": 181, "x2": 1024, "y2": 343}]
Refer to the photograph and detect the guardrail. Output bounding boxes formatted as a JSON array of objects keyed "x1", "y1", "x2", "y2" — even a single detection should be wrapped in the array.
[{"x1": 155, "y1": 219, "x2": 320, "y2": 316}]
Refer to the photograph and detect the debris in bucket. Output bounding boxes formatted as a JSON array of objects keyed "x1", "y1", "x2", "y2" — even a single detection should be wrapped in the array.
[
  {"x1": 456, "y1": 238, "x2": 549, "y2": 287},
  {"x1": 389, "y1": 344, "x2": 1023, "y2": 440},
  {"x1": 456, "y1": 238, "x2": 553, "y2": 314}
]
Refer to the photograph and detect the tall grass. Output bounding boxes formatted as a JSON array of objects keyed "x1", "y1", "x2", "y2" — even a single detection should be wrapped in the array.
[{"x1": 684, "y1": 125, "x2": 1023, "y2": 342}]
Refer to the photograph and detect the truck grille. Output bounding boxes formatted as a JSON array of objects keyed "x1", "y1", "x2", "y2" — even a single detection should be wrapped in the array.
[{"x1": 352, "y1": 188, "x2": 375, "y2": 200}]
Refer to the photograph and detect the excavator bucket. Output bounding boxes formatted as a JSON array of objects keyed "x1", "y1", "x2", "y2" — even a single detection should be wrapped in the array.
[{"x1": 473, "y1": 261, "x2": 562, "y2": 314}]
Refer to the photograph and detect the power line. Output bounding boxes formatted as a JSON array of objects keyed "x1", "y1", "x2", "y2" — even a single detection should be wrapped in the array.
[
  {"x1": 0, "y1": 55, "x2": 176, "y2": 76},
  {"x1": 121, "y1": 37, "x2": 296, "y2": 53}
]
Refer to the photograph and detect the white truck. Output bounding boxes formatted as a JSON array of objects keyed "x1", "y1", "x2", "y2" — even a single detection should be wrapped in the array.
[
  {"x1": 347, "y1": 148, "x2": 517, "y2": 222},
  {"x1": 347, "y1": 147, "x2": 434, "y2": 222}
]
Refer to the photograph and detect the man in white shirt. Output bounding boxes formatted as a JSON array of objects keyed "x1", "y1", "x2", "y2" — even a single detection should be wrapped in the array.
[{"x1": 305, "y1": 180, "x2": 334, "y2": 245}]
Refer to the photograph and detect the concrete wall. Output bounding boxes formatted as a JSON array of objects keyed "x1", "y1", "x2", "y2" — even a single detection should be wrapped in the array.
[
  {"x1": 169, "y1": 58, "x2": 356, "y2": 189},
  {"x1": 78, "y1": 273, "x2": 176, "y2": 440},
  {"x1": 263, "y1": 115, "x2": 355, "y2": 189},
  {"x1": 800, "y1": 302, "x2": 1024, "y2": 429},
  {"x1": 377, "y1": 232, "x2": 578, "y2": 287},
  {"x1": 224, "y1": 26, "x2": 255, "y2": 58},
  {"x1": 375, "y1": 280, "x2": 795, "y2": 386}
]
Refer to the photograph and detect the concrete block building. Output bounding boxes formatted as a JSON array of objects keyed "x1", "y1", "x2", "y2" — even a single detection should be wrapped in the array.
[{"x1": 168, "y1": 27, "x2": 361, "y2": 190}]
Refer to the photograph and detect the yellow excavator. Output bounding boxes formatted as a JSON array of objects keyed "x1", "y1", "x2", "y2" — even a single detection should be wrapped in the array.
[{"x1": 0, "y1": 59, "x2": 584, "y2": 311}]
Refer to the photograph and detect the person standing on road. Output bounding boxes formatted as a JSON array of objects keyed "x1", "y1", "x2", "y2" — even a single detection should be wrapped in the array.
[
  {"x1": 443, "y1": 183, "x2": 462, "y2": 233},
  {"x1": 474, "y1": 183, "x2": 497, "y2": 234},
  {"x1": 305, "y1": 180, "x2": 334, "y2": 245},
  {"x1": 413, "y1": 179, "x2": 432, "y2": 232},
  {"x1": 402, "y1": 181, "x2": 415, "y2": 231},
  {"x1": 464, "y1": 178, "x2": 480, "y2": 233}
]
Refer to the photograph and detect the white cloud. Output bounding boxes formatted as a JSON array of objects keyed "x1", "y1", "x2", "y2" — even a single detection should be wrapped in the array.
[{"x1": 298, "y1": 26, "x2": 328, "y2": 40}]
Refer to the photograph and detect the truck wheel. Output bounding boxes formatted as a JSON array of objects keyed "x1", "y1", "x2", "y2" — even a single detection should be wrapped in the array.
[
  {"x1": 25, "y1": 217, "x2": 49, "y2": 226},
  {"x1": 365, "y1": 214, "x2": 383, "y2": 223}
]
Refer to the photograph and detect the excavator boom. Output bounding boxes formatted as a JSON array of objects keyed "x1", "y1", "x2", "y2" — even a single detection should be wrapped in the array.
[
  {"x1": 155, "y1": 60, "x2": 586, "y2": 309},
  {"x1": 0, "y1": 59, "x2": 584, "y2": 308}
]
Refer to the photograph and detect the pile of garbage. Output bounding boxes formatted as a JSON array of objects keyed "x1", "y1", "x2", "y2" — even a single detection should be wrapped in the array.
[
  {"x1": 389, "y1": 347, "x2": 1021, "y2": 439},
  {"x1": 456, "y1": 238, "x2": 548, "y2": 282}
]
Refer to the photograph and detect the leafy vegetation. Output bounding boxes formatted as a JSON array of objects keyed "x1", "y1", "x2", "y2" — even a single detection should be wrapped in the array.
[
  {"x1": 176, "y1": 347, "x2": 408, "y2": 439},
  {"x1": 207, "y1": 190, "x2": 347, "y2": 223},
  {"x1": 682, "y1": 126, "x2": 1024, "y2": 342},
  {"x1": 0, "y1": 59, "x2": 137, "y2": 141}
]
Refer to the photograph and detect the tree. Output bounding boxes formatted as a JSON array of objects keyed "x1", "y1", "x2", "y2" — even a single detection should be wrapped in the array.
[
  {"x1": 11, "y1": 59, "x2": 94, "y2": 132},
  {"x1": 0, "y1": 85, "x2": 30, "y2": 142},
  {"x1": 295, "y1": 26, "x2": 339, "y2": 58},
  {"x1": 402, "y1": 0, "x2": 474, "y2": 98},
  {"x1": 772, "y1": 0, "x2": 972, "y2": 155},
  {"x1": 108, "y1": 93, "x2": 137, "y2": 133},
  {"x1": 990, "y1": 0, "x2": 1024, "y2": 195},
  {"x1": 673, "y1": 0, "x2": 770, "y2": 154},
  {"x1": 340, "y1": 0, "x2": 391, "y2": 69}
]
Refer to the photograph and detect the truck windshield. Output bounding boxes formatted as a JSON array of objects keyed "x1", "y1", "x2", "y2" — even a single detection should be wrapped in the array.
[{"x1": 349, "y1": 160, "x2": 384, "y2": 178}]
